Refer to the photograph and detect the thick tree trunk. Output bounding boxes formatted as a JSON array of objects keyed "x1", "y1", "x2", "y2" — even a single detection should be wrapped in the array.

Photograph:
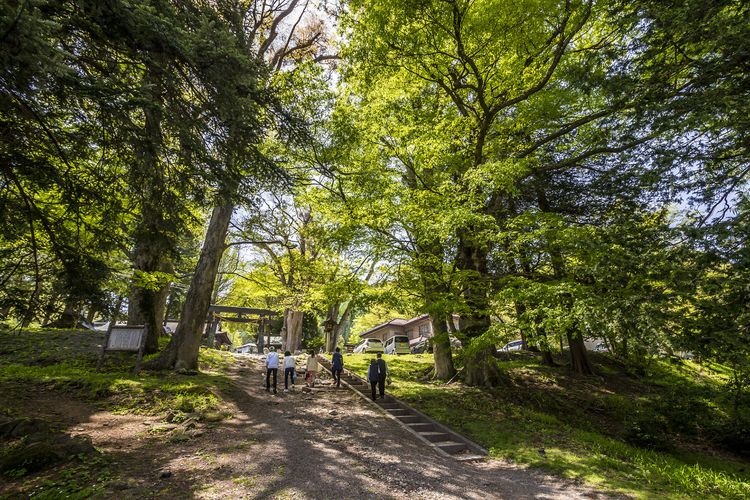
[
  {"x1": 128, "y1": 245, "x2": 170, "y2": 353},
  {"x1": 431, "y1": 316, "x2": 456, "y2": 380},
  {"x1": 455, "y1": 236, "x2": 507, "y2": 386},
  {"x1": 464, "y1": 344, "x2": 505, "y2": 387},
  {"x1": 567, "y1": 331, "x2": 594, "y2": 375},
  {"x1": 153, "y1": 204, "x2": 233, "y2": 371},
  {"x1": 456, "y1": 233, "x2": 492, "y2": 338},
  {"x1": 283, "y1": 309, "x2": 303, "y2": 353},
  {"x1": 325, "y1": 302, "x2": 353, "y2": 352},
  {"x1": 128, "y1": 60, "x2": 171, "y2": 354},
  {"x1": 324, "y1": 303, "x2": 339, "y2": 352}
]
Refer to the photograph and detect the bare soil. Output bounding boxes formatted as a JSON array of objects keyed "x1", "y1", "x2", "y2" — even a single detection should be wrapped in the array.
[{"x1": 1, "y1": 355, "x2": 618, "y2": 499}]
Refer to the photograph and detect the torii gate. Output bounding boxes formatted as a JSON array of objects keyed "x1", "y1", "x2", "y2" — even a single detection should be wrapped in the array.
[{"x1": 205, "y1": 305, "x2": 278, "y2": 351}]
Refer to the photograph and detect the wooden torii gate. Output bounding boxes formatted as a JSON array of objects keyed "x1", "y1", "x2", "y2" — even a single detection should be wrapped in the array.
[{"x1": 205, "y1": 305, "x2": 278, "y2": 351}]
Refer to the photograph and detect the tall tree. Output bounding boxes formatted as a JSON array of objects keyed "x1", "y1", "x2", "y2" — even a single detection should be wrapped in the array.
[{"x1": 156, "y1": 0, "x2": 335, "y2": 370}]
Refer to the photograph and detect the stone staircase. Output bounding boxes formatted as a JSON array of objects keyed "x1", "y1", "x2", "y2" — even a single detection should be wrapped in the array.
[{"x1": 318, "y1": 356, "x2": 487, "y2": 462}]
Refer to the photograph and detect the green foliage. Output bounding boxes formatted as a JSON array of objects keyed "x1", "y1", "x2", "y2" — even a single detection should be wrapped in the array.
[{"x1": 346, "y1": 353, "x2": 750, "y2": 497}]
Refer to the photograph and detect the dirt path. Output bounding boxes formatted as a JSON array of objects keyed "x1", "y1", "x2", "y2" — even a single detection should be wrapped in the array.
[{"x1": 1, "y1": 355, "x2": 617, "y2": 499}]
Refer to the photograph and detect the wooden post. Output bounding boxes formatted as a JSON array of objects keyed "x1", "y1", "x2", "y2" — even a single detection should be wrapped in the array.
[
  {"x1": 97, "y1": 320, "x2": 115, "y2": 372},
  {"x1": 134, "y1": 325, "x2": 148, "y2": 375},
  {"x1": 257, "y1": 316, "x2": 265, "y2": 352},
  {"x1": 207, "y1": 314, "x2": 218, "y2": 348}
]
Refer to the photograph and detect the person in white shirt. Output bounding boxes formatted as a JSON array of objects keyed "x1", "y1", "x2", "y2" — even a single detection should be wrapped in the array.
[
  {"x1": 283, "y1": 350, "x2": 296, "y2": 391},
  {"x1": 265, "y1": 346, "x2": 279, "y2": 394}
]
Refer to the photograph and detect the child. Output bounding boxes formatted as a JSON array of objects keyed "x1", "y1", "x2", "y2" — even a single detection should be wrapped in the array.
[
  {"x1": 283, "y1": 350, "x2": 296, "y2": 391},
  {"x1": 305, "y1": 351, "x2": 319, "y2": 388}
]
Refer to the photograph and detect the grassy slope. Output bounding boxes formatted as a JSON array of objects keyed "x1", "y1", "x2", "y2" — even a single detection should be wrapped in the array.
[
  {"x1": 344, "y1": 352, "x2": 750, "y2": 499},
  {"x1": 0, "y1": 328, "x2": 237, "y2": 497},
  {"x1": 0, "y1": 328, "x2": 234, "y2": 421}
]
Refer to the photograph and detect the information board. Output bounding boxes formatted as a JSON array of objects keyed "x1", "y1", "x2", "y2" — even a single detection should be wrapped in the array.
[{"x1": 106, "y1": 327, "x2": 145, "y2": 351}]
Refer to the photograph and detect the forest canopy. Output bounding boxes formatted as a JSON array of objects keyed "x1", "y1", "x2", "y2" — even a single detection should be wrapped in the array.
[{"x1": 1, "y1": 0, "x2": 748, "y2": 397}]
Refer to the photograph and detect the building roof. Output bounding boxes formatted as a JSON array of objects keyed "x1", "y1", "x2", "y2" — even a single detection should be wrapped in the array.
[{"x1": 360, "y1": 314, "x2": 430, "y2": 338}]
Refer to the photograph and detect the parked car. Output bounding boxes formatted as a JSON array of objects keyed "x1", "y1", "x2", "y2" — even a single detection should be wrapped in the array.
[
  {"x1": 353, "y1": 338, "x2": 384, "y2": 354},
  {"x1": 501, "y1": 340, "x2": 523, "y2": 351},
  {"x1": 592, "y1": 342, "x2": 610, "y2": 353},
  {"x1": 410, "y1": 338, "x2": 432, "y2": 354},
  {"x1": 384, "y1": 335, "x2": 411, "y2": 355}
]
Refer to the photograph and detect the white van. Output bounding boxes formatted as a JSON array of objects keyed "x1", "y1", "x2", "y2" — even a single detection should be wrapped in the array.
[{"x1": 384, "y1": 335, "x2": 411, "y2": 355}]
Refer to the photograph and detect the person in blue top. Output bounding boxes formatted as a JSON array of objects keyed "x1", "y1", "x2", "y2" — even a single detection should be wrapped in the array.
[
  {"x1": 331, "y1": 347, "x2": 344, "y2": 388},
  {"x1": 368, "y1": 359, "x2": 380, "y2": 401},
  {"x1": 265, "y1": 347, "x2": 279, "y2": 394}
]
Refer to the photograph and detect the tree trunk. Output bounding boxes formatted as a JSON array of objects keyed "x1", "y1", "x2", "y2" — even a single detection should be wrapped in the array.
[
  {"x1": 464, "y1": 344, "x2": 505, "y2": 387},
  {"x1": 324, "y1": 303, "x2": 339, "y2": 352},
  {"x1": 456, "y1": 232, "x2": 492, "y2": 337},
  {"x1": 127, "y1": 247, "x2": 170, "y2": 354},
  {"x1": 284, "y1": 309, "x2": 303, "y2": 353},
  {"x1": 332, "y1": 307, "x2": 352, "y2": 351},
  {"x1": 128, "y1": 59, "x2": 172, "y2": 354},
  {"x1": 256, "y1": 317, "x2": 265, "y2": 352},
  {"x1": 152, "y1": 204, "x2": 233, "y2": 371},
  {"x1": 431, "y1": 316, "x2": 456, "y2": 380},
  {"x1": 536, "y1": 186, "x2": 590, "y2": 374},
  {"x1": 325, "y1": 302, "x2": 353, "y2": 352},
  {"x1": 567, "y1": 331, "x2": 594, "y2": 375}
]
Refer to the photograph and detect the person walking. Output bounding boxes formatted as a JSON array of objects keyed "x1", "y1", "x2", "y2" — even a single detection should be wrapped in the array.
[
  {"x1": 376, "y1": 353, "x2": 388, "y2": 400},
  {"x1": 305, "y1": 351, "x2": 319, "y2": 388},
  {"x1": 368, "y1": 359, "x2": 380, "y2": 401},
  {"x1": 331, "y1": 347, "x2": 344, "y2": 388},
  {"x1": 283, "y1": 350, "x2": 296, "y2": 391},
  {"x1": 266, "y1": 347, "x2": 279, "y2": 394}
]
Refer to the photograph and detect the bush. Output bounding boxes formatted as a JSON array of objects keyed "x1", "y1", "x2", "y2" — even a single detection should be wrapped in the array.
[
  {"x1": 624, "y1": 409, "x2": 672, "y2": 451},
  {"x1": 718, "y1": 420, "x2": 750, "y2": 458}
]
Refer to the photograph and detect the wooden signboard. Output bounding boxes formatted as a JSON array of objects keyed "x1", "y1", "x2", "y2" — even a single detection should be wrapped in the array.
[
  {"x1": 97, "y1": 323, "x2": 148, "y2": 374},
  {"x1": 107, "y1": 327, "x2": 146, "y2": 351}
]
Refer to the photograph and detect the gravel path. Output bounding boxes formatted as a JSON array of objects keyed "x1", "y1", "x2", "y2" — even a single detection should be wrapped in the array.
[{"x1": 226, "y1": 355, "x2": 616, "y2": 499}]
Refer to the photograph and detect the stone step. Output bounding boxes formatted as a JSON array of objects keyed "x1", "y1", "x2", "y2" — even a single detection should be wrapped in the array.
[
  {"x1": 454, "y1": 454, "x2": 486, "y2": 462},
  {"x1": 419, "y1": 431, "x2": 451, "y2": 443},
  {"x1": 407, "y1": 422, "x2": 435, "y2": 432},
  {"x1": 396, "y1": 415, "x2": 424, "y2": 424},
  {"x1": 316, "y1": 358, "x2": 487, "y2": 461},
  {"x1": 378, "y1": 402, "x2": 400, "y2": 409},
  {"x1": 386, "y1": 408, "x2": 411, "y2": 415},
  {"x1": 434, "y1": 441, "x2": 468, "y2": 454}
]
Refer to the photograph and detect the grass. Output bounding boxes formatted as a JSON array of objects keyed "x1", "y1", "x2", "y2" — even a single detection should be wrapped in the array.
[
  {"x1": 344, "y1": 352, "x2": 750, "y2": 499},
  {"x1": 0, "y1": 328, "x2": 234, "y2": 419},
  {"x1": 0, "y1": 328, "x2": 237, "y2": 498}
]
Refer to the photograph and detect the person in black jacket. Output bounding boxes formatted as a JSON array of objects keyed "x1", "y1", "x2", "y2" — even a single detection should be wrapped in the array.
[
  {"x1": 367, "y1": 359, "x2": 379, "y2": 401},
  {"x1": 331, "y1": 347, "x2": 344, "y2": 388},
  {"x1": 376, "y1": 353, "x2": 388, "y2": 399}
]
